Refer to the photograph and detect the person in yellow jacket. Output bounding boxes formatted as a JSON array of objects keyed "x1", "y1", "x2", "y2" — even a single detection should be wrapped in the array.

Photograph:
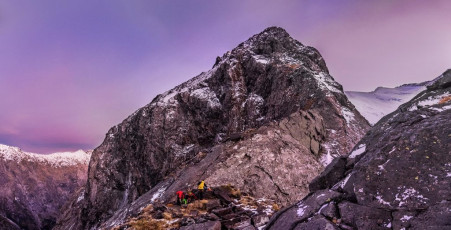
[{"x1": 197, "y1": 180, "x2": 208, "y2": 200}]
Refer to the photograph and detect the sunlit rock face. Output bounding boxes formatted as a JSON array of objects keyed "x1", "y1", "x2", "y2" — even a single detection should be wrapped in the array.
[{"x1": 55, "y1": 27, "x2": 369, "y2": 229}]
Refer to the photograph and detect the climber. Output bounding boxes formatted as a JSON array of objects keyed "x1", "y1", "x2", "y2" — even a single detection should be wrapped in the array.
[
  {"x1": 186, "y1": 189, "x2": 197, "y2": 203},
  {"x1": 176, "y1": 190, "x2": 185, "y2": 205},
  {"x1": 197, "y1": 180, "x2": 208, "y2": 200}
]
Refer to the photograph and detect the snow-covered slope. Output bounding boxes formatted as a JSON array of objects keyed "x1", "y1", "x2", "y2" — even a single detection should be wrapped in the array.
[
  {"x1": 345, "y1": 76, "x2": 442, "y2": 125},
  {"x1": 0, "y1": 144, "x2": 91, "y2": 229},
  {"x1": 0, "y1": 144, "x2": 91, "y2": 167},
  {"x1": 345, "y1": 85, "x2": 425, "y2": 125}
]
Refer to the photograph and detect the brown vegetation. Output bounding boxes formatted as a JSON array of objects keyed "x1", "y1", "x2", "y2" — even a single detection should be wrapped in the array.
[{"x1": 439, "y1": 95, "x2": 451, "y2": 104}]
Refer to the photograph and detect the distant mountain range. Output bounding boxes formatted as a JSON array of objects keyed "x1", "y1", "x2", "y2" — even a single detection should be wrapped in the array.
[
  {"x1": 0, "y1": 144, "x2": 91, "y2": 230},
  {"x1": 345, "y1": 76, "x2": 442, "y2": 125}
]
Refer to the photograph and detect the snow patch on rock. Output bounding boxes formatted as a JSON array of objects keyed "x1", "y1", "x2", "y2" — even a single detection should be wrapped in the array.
[
  {"x1": 253, "y1": 55, "x2": 270, "y2": 64},
  {"x1": 150, "y1": 187, "x2": 167, "y2": 203},
  {"x1": 408, "y1": 92, "x2": 451, "y2": 112},
  {"x1": 190, "y1": 87, "x2": 221, "y2": 108},
  {"x1": 395, "y1": 187, "x2": 429, "y2": 207},
  {"x1": 297, "y1": 203, "x2": 308, "y2": 217},
  {"x1": 348, "y1": 144, "x2": 366, "y2": 158},
  {"x1": 314, "y1": 72, "x2": 342, "y2": 95},
  {"x1": 400, "y1": 215, "x2": 413, "y2": 222},
  {"x1": 341, "y1": 107, "x2": 355, "y2": 125}
]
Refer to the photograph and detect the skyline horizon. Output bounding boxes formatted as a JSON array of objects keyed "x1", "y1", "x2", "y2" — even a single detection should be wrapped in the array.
[
  {"x1": 1, "y1": 1, "x2": 450, "y2": 153},
  {"x1": 1, "y1": 46, "x2": 448, "y2": 154}
]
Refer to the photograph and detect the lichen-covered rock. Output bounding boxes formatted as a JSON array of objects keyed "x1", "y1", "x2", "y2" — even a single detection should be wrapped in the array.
[
  {"x1": 55, "y1": 27, "x2": 369, "y2": 229},
  {"x1": 338, "y1": 201, "x2": 392, "y2": 229},
  {"x1": 266, "y1": 190, "x2": 342, "y2": 230},
  {"x1": 267, "y1": 69, "x2": 451, "y2": 230},
  {"x1": 409, "y1": 201, "x2": 451, "y2": 230}
]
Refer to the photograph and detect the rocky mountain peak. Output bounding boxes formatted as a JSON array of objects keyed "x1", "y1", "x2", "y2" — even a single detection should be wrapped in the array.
[
  {"x1": 55, "y1": 27, "x2": 369, "y2": 229},
  {"x1": 240, "y1": 26, "x2": 296, "y2": 53}
]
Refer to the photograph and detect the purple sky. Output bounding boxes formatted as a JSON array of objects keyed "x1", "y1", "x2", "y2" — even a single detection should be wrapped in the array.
[{"x1": 1, "y1": 0, "x2": 450, "y2": 153}]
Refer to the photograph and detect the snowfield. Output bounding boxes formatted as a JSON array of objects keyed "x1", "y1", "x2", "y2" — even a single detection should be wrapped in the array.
[
  {"x1": 346, "y1": 85, "x2": 426, "y2": 125},
  {"x1": 0, "y1": 144, "x2": 91, "y2": 167}
]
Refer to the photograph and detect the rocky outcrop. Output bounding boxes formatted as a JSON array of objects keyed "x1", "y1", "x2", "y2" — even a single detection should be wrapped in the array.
[
  {"x1": 266, "y1": 69, "x2": 451, "y2": 230},
  {"x1": 55, "y1": 27, "x2": 369, "y2": 229},
  {"x1": 205, "y1": 110, "x2": 325, "y2": 205},
  {"x1": 113, "y1": 185, "x2": 277, "y2": 230},
  {"x1": 0, "y1": 144, "x2": 91, "y2": 230}
]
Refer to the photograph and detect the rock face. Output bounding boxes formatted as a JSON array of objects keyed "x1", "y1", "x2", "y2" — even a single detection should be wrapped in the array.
[
  {"x1": 266, "y1": 69, "x2": 451, "y2": 230},
  {"x1": 0, "y1": 144, "x2": 91, "y2": 230},
  {"x1": 55, "y1": 27, "x2": 369, "y2": 229}
]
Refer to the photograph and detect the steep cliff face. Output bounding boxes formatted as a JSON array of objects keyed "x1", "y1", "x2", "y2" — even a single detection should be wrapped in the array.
[
  {"x1": 266, "y1": 70, "x2": 451, "y2": 230},
  {"x1": 0, "y1": 144, "x2": 91, "y2": 230},
  {"x1": 56, "y1": 27, "x2": 369, "y2": 229}
]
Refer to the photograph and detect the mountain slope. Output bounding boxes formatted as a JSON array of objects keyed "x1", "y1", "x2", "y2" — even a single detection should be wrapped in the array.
[
  {"x1": 266, "y1": 69, "x2": 451, "y2": 230},
  {"x1": 345, "y1": 76, "x2": 442, "y2": 125},
  {"x1": 55, "y1": 27, "x2": 370, "y2": 229},
  {"x1": 0, "y1": 144, "x2": 91, "y2": 230}
]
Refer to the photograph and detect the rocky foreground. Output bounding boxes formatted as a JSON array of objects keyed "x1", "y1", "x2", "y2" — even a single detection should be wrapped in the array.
[
  {"x1": 113, "y1": 185, "x2": 277, "y2": 230},
  {"x1": 55, "y1": 27, "x2": 370, "y2": 229},
  {"x1": 266, "y1": 70, "x2": 451, "y2": 229}
]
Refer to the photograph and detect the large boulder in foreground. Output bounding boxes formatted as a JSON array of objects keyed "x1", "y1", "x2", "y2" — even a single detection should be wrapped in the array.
[{"x1": 267, "y1": 69, "x2": 451, "y2": 230}]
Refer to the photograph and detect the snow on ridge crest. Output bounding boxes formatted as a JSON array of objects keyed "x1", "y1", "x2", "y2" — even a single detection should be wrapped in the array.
[
  {"x1": 0, "y1": 143, "x2": 91, "y2": 167},
  {"x1": 314, "y1": 72, "x2": 343, "y2": 96},
  {"x1": 408, "y1": 92, "x2": 451, "y2": 112}
]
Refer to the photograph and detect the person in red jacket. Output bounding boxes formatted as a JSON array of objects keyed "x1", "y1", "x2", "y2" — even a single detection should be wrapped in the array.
[{"x1": 176, "y1": 191, "x2": 185, "y2": 205}]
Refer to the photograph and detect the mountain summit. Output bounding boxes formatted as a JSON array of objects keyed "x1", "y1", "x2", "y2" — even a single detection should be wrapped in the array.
[{"x1": 55, "y1": 27, "x2": 370, "y2": 229}]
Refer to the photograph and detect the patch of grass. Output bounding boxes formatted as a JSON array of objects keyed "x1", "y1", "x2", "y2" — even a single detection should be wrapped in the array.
[
  {"x1": 141, "y1": 204, "x2": 153, "y2": 214},
  {"x1": 221, "y1": 184, "x2": 242, "y2": 198},
  {"x1": 239, "y1": 195, "x2": 258, "y2": 208},
  {"x1": 272, "y1": 203, "x2": 280, "y2": 212},
  {"x1": 128, "y1": 217, "x2": 166, "y2": 230},
  {"x1": 162, "y1": 212, "x2": 172, "y2": 220},
  {"x1": 439, "y1": 95, "x2": 451, "y2": 104}
]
